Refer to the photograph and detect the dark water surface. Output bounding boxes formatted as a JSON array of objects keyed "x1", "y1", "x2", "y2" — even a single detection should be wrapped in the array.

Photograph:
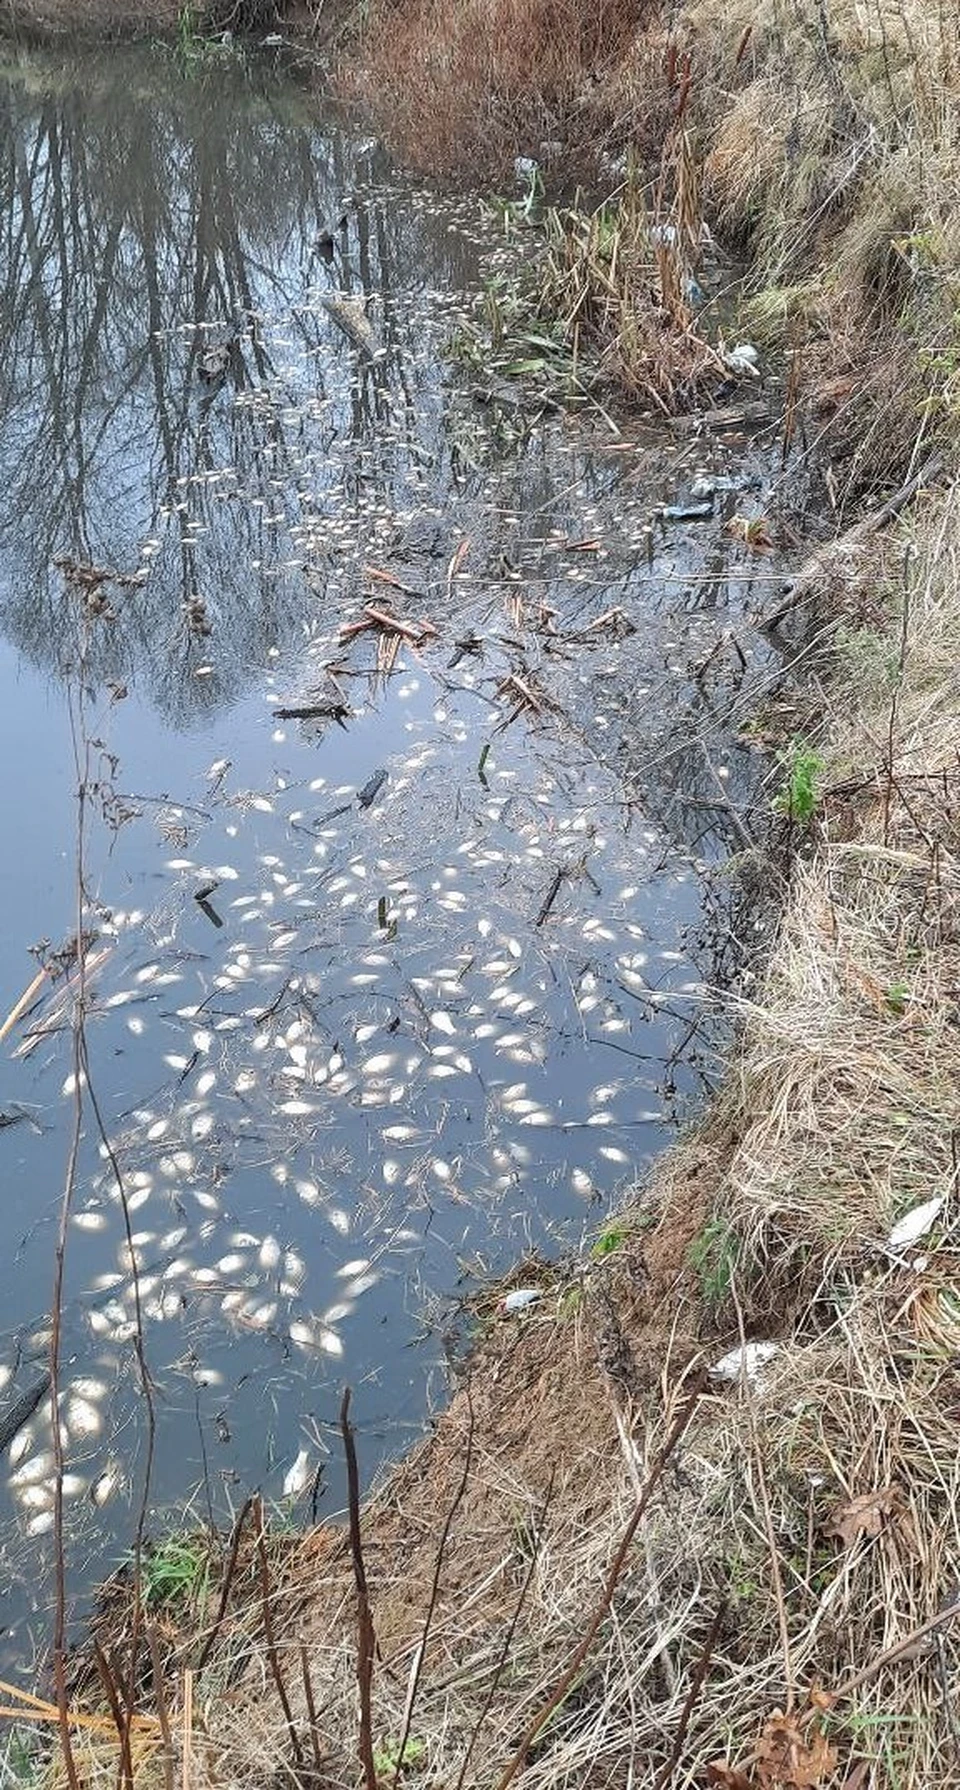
[{"x1": 0, "y1": 40, "x2": 780, "y2": 1656}]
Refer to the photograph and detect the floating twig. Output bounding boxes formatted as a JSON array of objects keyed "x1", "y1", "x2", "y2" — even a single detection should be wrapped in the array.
[
  {"x1": 447, "y1": 536, "x2": 471, "y2": 603},
  {"x1": 364, "y1": 604, "x2": 437, "y2": 641},
  {"x1": 0, "y1": 965, "x2": 49, "y2": 1044},
  {"x1": 272, "y1": 702, "x2": 351, "y2": 724},
  {"x1": 363, "y1": 564, "x2": 419, "y2": 597},
  {"x1": 535, "y1": 866, "x2": 567, "y2": 927}
]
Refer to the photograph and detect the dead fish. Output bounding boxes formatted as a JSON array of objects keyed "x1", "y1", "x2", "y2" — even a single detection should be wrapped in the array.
[
  {"x1": 357, "y1": 768, "x2": 388, "y2": 810},
  {"x1": 660, "y1": 500, "x2": 714, "y2": 522},
  {"x1": 500, "y1": 1288, "x2": 542, "y2": 1315},
  {"x1": 0, "y1": 1374, "x2": 51, "y2": 1458}
]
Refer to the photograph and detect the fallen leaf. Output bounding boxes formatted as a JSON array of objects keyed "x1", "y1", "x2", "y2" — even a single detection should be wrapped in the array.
[
  {"x1": 827, "y1": 1486, "x2": 898, "y2": 1549},
  {"x1": 707, "y1": 1766, "x2": 755, "y2": 1788},
  {"x1": 755, "y1": 1712, "x2": 837, "y2": 1788}
]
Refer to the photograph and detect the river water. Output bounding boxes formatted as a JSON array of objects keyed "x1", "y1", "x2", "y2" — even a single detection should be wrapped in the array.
[{"x1": 0, "y1": 38, "x2": 781, "y2": 1655}]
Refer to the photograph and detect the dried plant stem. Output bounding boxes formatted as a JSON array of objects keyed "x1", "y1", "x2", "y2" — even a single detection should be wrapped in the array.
[
  {"x1": 453, "y1": 1468, "x2": 556, "y2": 1790},
  {"x1": 651, "y1": 1598, "x2": 727, "y2": 1790},
  {"x1": 394, "y1": 1388, "x2": 475, "y2": 1783},
  {"x1": 340, "y1": 1388, "x2": 378, "y2": 1790},
  {"x1": 299, "y1": 1642, "x2": 325, "y2": 1779},
  {"x1": 492, "y1": 1371, "x2": 705, "y2": 1790},
  {"x1": 196, "y1": 1495, "x2": 256, "y2": 1674},
  {"x1": 254, "y1": 1496, "x2": 303, "y2": 1767},
  {"x1": 146, "y1": 1624, "x2": 174, "y2": 1790}
]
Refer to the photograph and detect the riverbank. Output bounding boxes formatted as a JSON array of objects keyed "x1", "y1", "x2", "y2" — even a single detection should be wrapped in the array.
[
  {"x1": 5, "y1": 1, "x2": 960, "y2": 1786},
  {"x1": 345, "y1": 0, "x2": 958, "y2": 500}
]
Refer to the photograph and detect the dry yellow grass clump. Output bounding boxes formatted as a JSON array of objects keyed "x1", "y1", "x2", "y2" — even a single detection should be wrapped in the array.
[{"x1": 690, "y1": 0, "x2": 960, "y2": 491}]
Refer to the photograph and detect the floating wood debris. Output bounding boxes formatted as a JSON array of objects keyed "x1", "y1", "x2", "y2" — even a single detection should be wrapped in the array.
[
  {"x1": 0, "y1": 964, "x2": 49, "y2": 1044},
  {"x1": 579, "y1": 606, "x2": 635, "y2": 640},
  {"x1": 339, "y1": 604, "x2": 438, "y2": 649},
  {"x1": 12, "y1": 944, "x2": 113, "y2": 1058},
  {"x1": 363, "y1": 564, "x2": 419, "y2": 598},
  {"x1": 495, "y1": 669, "x2": 549, "y2": 727},
  {"x1": 321, "y1": 294, "x2": 380, "y2": 360},
  {"x1": 446, "y1": 536, "x2": 471, "y2": 602},
  {"x1": 357, "y1": 768, "x2": 388, "y2": 810}
]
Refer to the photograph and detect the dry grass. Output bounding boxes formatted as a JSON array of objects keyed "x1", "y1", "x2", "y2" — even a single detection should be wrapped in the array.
[
  {"x1": 343, "y1": 0, "x2": 960, "y2": 486},
  {"x1": 690, "y1": 0, "x2": 960, "y2": 492},
  {"x1": 339, "y1": 0, "x2": 660, "y2": 180},
  {"x1": 462, "y1": 157, "x2": 726, "y2": 413}
]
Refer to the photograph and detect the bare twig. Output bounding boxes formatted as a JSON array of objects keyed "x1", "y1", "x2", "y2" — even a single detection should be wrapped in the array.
[
  {"x1": 341, "y1": 1388, "x2": 378, "y2": 1790},
  {"x1": 254, "y1": 1496, "x2": 303, "y2": 1766},
  {"x1": 146, "y1": 1624, "x2": 175, "y2": 1790},
  {"x1": 763, "y1": 452, "x2": 944, "y2": 629},
  {"x1": 394, "y1": 1390, "x2": 476, "y2": 1784},
  {"x1": 534, "y1": 866, "x2": 567, "y2": 927},
  {"x1": 195, "y1": 1495, "x2": 256, "y2": 1674},
  {"x1": 300, "y1": 1643, "x2": 325, "y2": 1779},
  {"x1": 651, "y1": 1598, "x2": 727, "y2": 1790},
  {"x1": 492, "y1": 1370, "x2": 705, "y2": 1790},
  {"x1": 92, "y1": 1641, "x2": 134, "y2": 1789},
  {"x1": 182, "y1": 1669, "x2": 193, "y2": 1790},
  {"x1": 825, "y1": 1600, "x2": 960, "y2": 1708},
  {"x1": 453, "y1": 1469, "x2": 556, "y2": 1790}
]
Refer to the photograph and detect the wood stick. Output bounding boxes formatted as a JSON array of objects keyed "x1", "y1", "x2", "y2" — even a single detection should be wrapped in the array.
[
  {"x1": 182, "y1": 1670, "x2": 193, "y2": 1790},
  {"x1": 492, "y1": 1372, "x2": 705, "y2": 1790},
  {"x1": 363, "y1": 565, "x2": 417, "y2": 596},
  {"x1": 0, "y1": 966, "x2": 48, "y2": 1044},
  {"x1": 146, "y1": 1624, "x2": 174, "y2": 1790},
  {"x1": 254, "y1": 1497, "x2": 303, "y2": 1766},
  {"x1": 764, "y1": 452, "x2": 944, "y2": 628},
  {"x1": 651, "y1": 1598, "x2": 727, "y2": 1790},
  {"x1": 363, "y1": 605, "x2": 437, "y2": 641}
]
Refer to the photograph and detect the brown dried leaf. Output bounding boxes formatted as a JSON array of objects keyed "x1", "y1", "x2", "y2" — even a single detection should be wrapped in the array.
[
  {"x1": 707, "y1": 1766, "x2": 756, "y2": 1789},
  {"x1": 827, "y1": 1486, "x2": 897, "y2": 1549},
  {"x1": 755, "y1": 1712, "x2": 838, "y2": 1788}
]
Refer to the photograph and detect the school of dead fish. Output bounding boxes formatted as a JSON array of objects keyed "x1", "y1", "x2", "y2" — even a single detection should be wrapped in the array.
[{"x1": 0, "y1": 137, "x2": 778, "y2": 1560}]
